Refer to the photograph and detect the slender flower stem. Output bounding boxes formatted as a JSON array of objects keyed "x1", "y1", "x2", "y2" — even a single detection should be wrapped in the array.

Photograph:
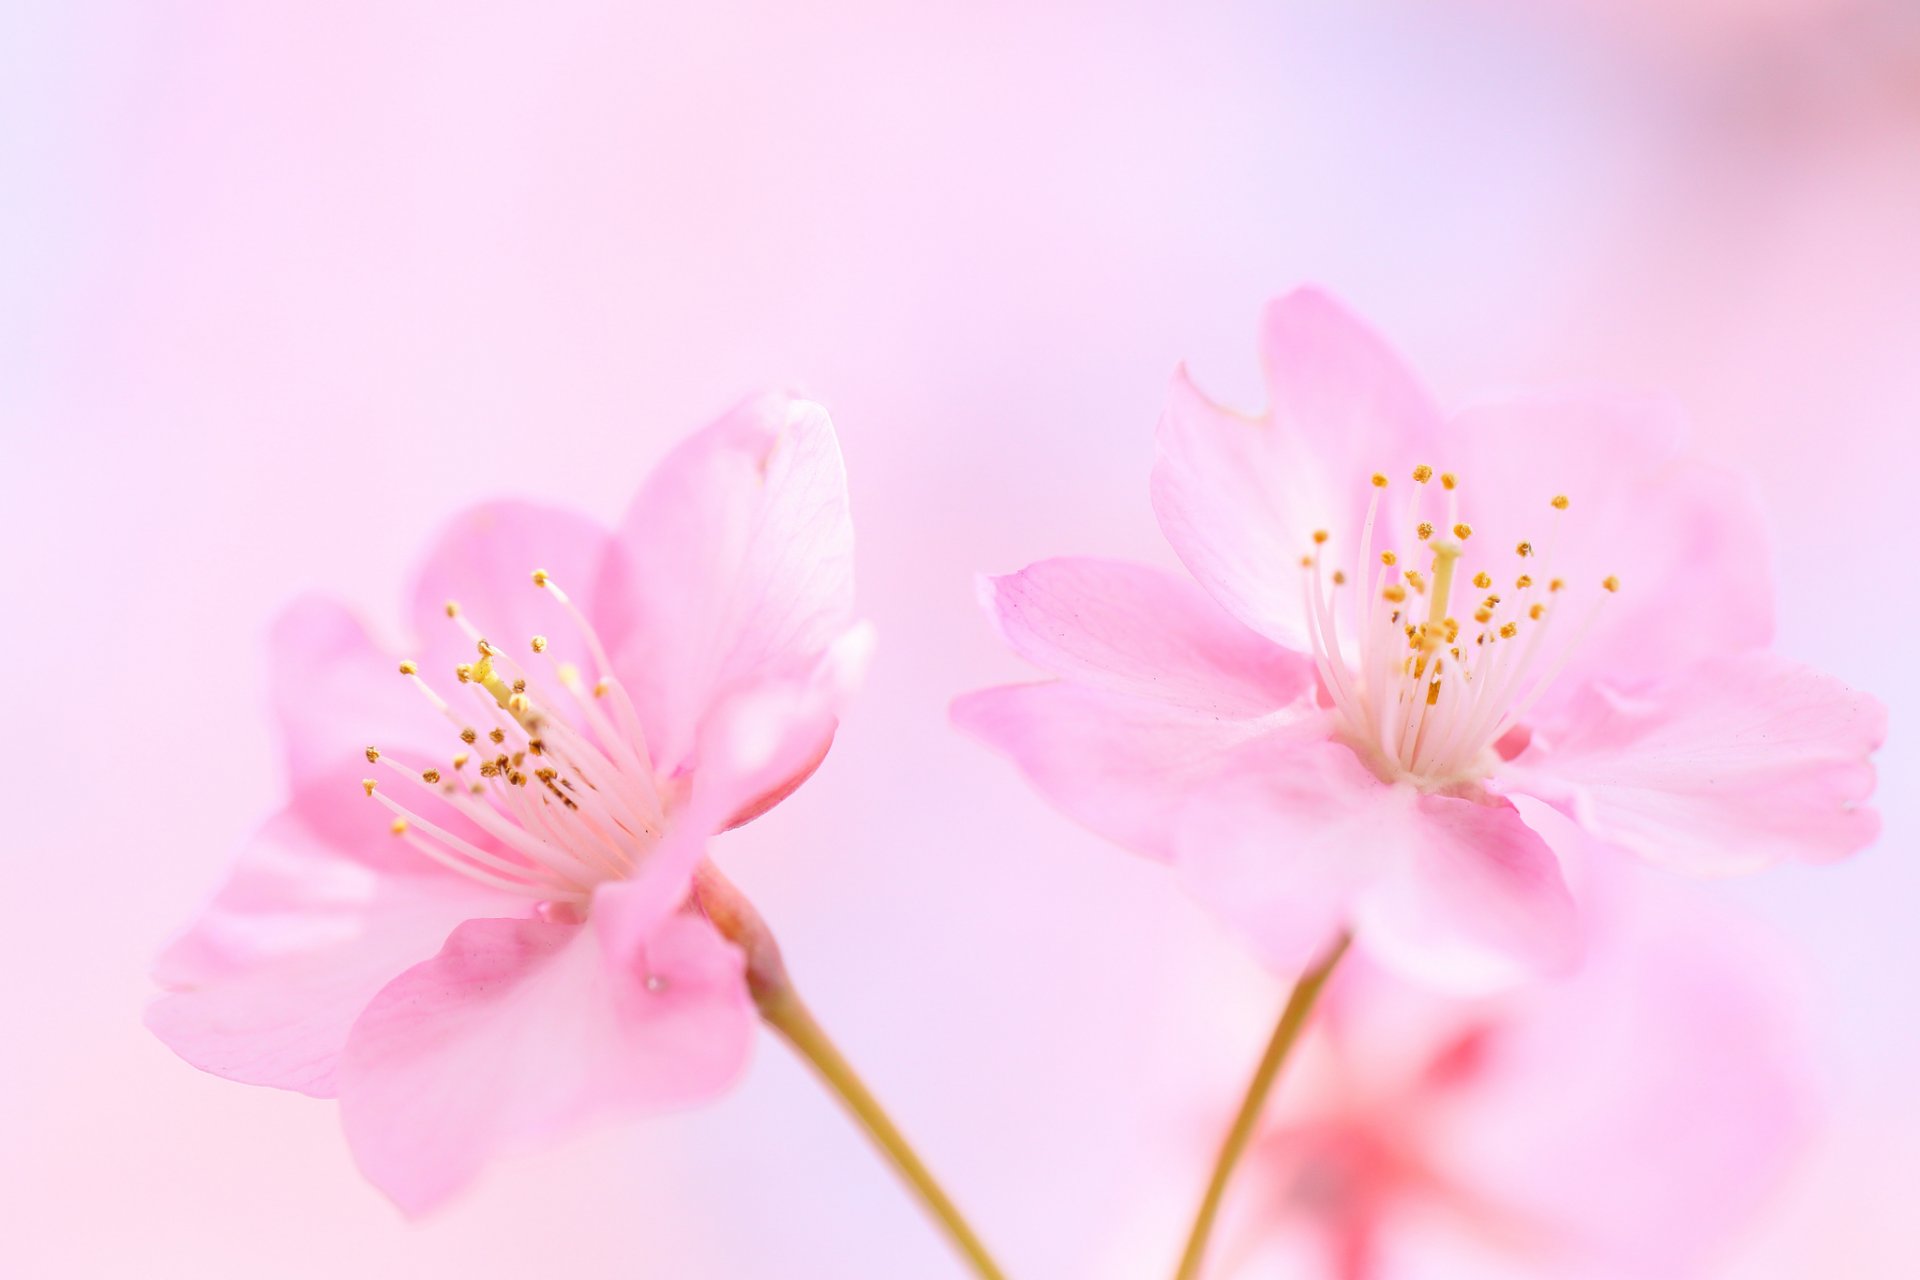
[
  {"x1": 1173, "y1": 932, "x2": 1352, "y2": 1280},
  {"x1": 695, "y1": 863, "x2": 1010, "y2": 1280}
]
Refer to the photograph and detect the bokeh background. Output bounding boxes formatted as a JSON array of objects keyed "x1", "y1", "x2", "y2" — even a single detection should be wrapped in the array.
[{"x1": 5, "y1": 1, "x2": 1915, "y2": 1275}]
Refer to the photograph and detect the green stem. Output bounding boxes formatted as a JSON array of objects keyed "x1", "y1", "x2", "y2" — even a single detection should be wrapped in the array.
[
  {"x1": 696, "y1": 864, "x2": 1009, "y2": 1280},
  {"x1": 1173, "y1": 932, "x2": 1352, "y2": 1280}
]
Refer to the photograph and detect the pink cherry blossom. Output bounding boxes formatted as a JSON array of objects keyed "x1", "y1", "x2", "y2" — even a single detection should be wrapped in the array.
[
  {"x1": 1182, "y1": 895, "x2": 1811, "y2": 1280},
  {"x1": 955, "y1": 290, "x2": 1884, "y2": 989},
  {"x1": 148, "y1": 393, "x2": 867, "y2": 1214}
]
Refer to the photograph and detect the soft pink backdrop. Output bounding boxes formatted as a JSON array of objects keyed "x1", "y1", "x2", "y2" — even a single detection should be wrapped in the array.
[{"x1": 6, "y1": 2, "x2": 1914, "y2": 1276}]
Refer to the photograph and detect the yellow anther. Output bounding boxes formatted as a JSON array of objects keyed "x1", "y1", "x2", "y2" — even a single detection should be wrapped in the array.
[
  {"x1": 1417, "y1": 522, "x2": 1434, "y2": 540},
  {"x1": 1516, "y1": 541, "x2": 1533, "y2": 557},
  {"x1": 460, "y1": 727, "x2": 478, "y2": 744},
  {"x1": 479, "y1": 761, "x2": 499, "y2": 778},
  {"x1": 364, "y1": 746, "x2": 380, "y2": 763},
  {"x1": 444, "y1": 600, "x2": 460, "y2": 618},
  {"x1": 1472, "y1": 572, "x2": 1492, "y2": 589},
  {"x1": 1412, "y1": 464, "x2": 1434, "y2": 483},
  {"x1": 1483, "y1": 594, "x2": 1501, "y2": 608},
  {"x1": 511, "y1": 679, "x2": 526, "y2": 694},
  {"x1": 1332, "y1": 570, "x2": 1347, "y2": 585},
  {"x1": 1371, "y1": 473, "x2": 1389, "y2": 488},
  {"x1": 1404, "y1": 569, "x2": 1427, "y2": 592},
  {"x1": 1452, "y1": 522, "x2": 1472, "y2": 540},
  {"x1": 1551, "y1": 494, "x2": 1570, "y2": 510},
  {"x1": 361, "y1": 779, "x2": 377, "y2": 797},
  {"x1": 452, "y1": 753, "x2": 469, "y2": 769},
  {"x1": 1383, "y1": 585, "x2": 1408, "y2": 603},
  {"x1": 1549, "y1": 578, "x2": 1566, "y2": 593},
  {"x1": 390, "y1": 818, "x2": 408, "y2": 836},
  {"x1": 455, "y1": 663, "x2": 473, "y2": 683},
  {"x1": 530, "y1": 635, "x2": 548, "y2": 653},
  {"x1": 532, "y1": 569, "x2": 550, "y2": 588},
  {"x1": 488, "y1": 728, "x2": 506, "y2": 744},
  {"x1": 476, "y1": 638, "x2": 498, "y2": 657},
  {"x1": 1603, "y1": 575, "x2": 1620, "y2": 593},
  {"x1": 1474, "y1": 608, "x2": 1492, "y2": 623},
  {"x1": 398, "y1": 660, "x2": 418, "y2": 675},
  {"x1": 1515, "y1": 574, "x2": 1533, "y2": 589},
  {"x1": 593, "y1": 678, "x2": 610, "y2": 698},
  {"x1": 420, "y1": 768, "x2": 441, "y2": 785},
  {"x1": 507, "y1": 694, "x2": 530, "y2": 717},
  {"x1": 1499, "y1": 622, "x2": 1518, "y2": 639},
  {"x1": 527, "y1": 738, "x2": 544, "y2": 756},
  {"x1": 1312, "y1": 529, "x2": 1330, "y2": 545},
  {"x1": 1300, "y1": 555, "x2": 1314, "y2": 568},
  {"x1": 1529, "y1": 603, "x2": 1545, "y2": 620},
  {"x1": 1380, "y1": 550, "x2": 1398, "y2": 566},
  {"x1": 1440, "y1": 472, "x2": 1458, "y2": 490}
]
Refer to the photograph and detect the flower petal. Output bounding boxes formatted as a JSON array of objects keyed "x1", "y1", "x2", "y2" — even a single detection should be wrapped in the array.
[
  {"x1": 598, "y1": 394, "x2": 856, "y2": 776},
  {"x1": 1352, "y1": 790, "x2": 1582, "y2": 993},
  {"x1": 146, "y1": 770, "x2": 524, "y2": 1098},
  {"x1": 978, "y1": 557, "x2": 1315, "y2": 714},
  {"x1": 953, "y1": 682, "x2": 1319, "y2": 863},
  {"x1": 1152, "y1": 289, "x2": 1444, "y2": 648},
  {"x1": 336, "y1": 911, "x2": 752, "y2": 1216},
  {"x1": 1501, "y1": 651, "x2": 1885, "y2": 874},
  {"x1": 405, "y1": 499, "x2": 614, "y2": 692},
  {"x1": 1174, "y1": 739, "x2": 1578, "y2": 991},
  {"x1": 692, "y1": 620, "x2": 873, "y2": 830},
  {"x1": 1435, "y1": 904, "x2": 1811, "y2": 1274},
  {"x1": 1442, "y1": 393, "x2": 1773, "y2": 696},
  {"x1": 268, "y1": 595, "x2": 449, "y2": 783},
  {"x1": 1174, "y1": 741, "x2": 1395, "y2": 975}
]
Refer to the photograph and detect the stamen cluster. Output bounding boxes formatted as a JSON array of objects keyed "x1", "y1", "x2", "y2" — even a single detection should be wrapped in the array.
[
  {"x1": 362, "y1": 572, "x2": 664, "y2": 907},
  {"x1": 1300, "y1": 465, "x2": 1617, "y2": 786}
]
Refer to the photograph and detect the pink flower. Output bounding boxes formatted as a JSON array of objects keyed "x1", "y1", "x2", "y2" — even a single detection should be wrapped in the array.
[
  {"x1": 955, "y1": 290, "x2": 1884, "y2": 989},
  {"x1": 148, "y1": 393, "x2": 867, "y2": 1214},
  {"x1": 1188, "y1": 898, "x2": 1811, "y2": 1279}
]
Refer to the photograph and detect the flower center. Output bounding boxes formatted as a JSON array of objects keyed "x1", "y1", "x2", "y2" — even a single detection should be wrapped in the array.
[
  {"x1": 1300, "y1": 466, "x2": 1616, "y2": 788},
  {"x1": 361, "y1": 572, "x2": 666, "y2": 908}
]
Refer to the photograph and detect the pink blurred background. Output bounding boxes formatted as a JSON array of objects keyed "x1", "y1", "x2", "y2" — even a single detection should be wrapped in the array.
[{"x1": 6, "y1": 2, "x2": 1915, "y2": 1275}]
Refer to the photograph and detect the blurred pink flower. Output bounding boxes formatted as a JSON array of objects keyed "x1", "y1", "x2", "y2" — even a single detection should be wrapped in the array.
[
  {"x1": 955, "y1": 290, "x2": 1884, "y2": 990},
  {"x1": 1200, "y1": 903, "x2": 1810, "y2": 1279},
  {"x1": 148, "y1": 393, "x2": 866, "y2": 1214}
]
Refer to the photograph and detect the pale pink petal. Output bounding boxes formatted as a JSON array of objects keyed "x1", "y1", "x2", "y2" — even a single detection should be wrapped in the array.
[
  {"x1": 1174, "y1": 741, "x2": 1395, "y2": 975},
  {"x1": 952, "y1": 682, "x2": 1324, "y2": 863},
  {"x1": 598, "y1": 394, "x2": 855, "y2": 775},
  {"x1": 978, "y1": 557, "x2": 1315, "y2": 715},
  {"x1": 1434, "y1": 908, "x2": 1811, "y2": 1274},
  {"x1": 1441, "y1": 393, "x2": 1773, "y2": 697},
  {"x1": 336, "y1": 910, "x2": 751, "y2": 1216},
  {"x1": 1152, "y1": 289, "x2": 1444, "y2": 648},
  {"x1": 1434, "y1": 392, "x2": 1683, "y2": 553},
  {"x1": 1175, "y1": 738, "x2": 1577, "y2": 989},
  {"x1": 593, "y1": 625, "x2": 870, "y2": 995},
  {"x1": 268, "y1": 596, "x2": 448, "y2": 783},
  {"x1": 1500, "y1": 651, "x2": 1885, "y2": 874},
  {"x1": 147, "y1": 771, "x2": 525, "y2": 1098},
  {"x1": 1351, "y1": 791, "x2": 1582, "y2": 993},
  {"x1": 404, "y1": 499, "x2": 613, "y2": 687},
  {"x1": 695, "y1": 619, "x2": 872, "y2": 830}
]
